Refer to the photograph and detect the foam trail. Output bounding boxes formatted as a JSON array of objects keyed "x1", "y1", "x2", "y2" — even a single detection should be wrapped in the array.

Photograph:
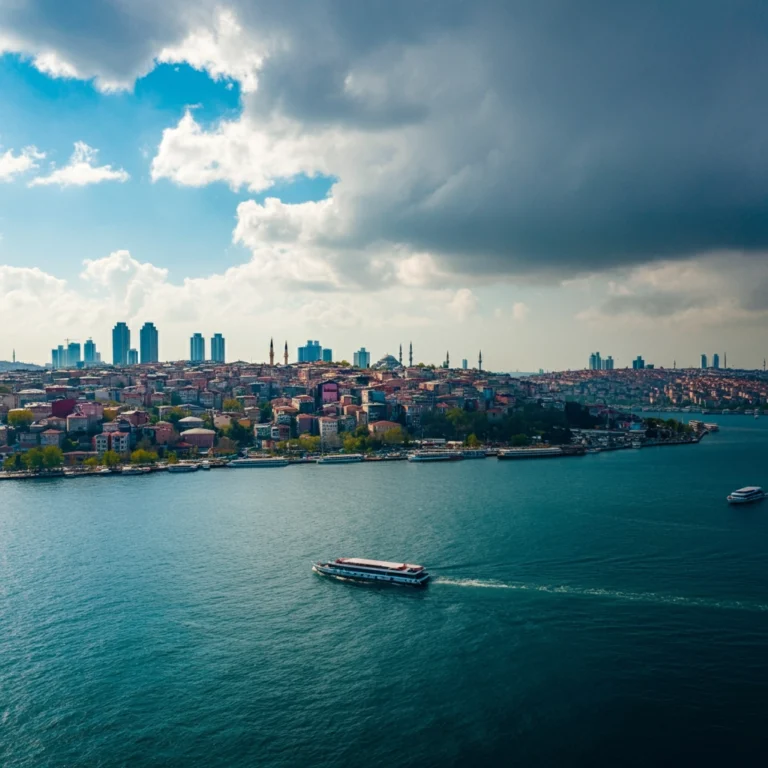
[{"x1": 434, "y1": 578, "x2": 768, "y2": 613}]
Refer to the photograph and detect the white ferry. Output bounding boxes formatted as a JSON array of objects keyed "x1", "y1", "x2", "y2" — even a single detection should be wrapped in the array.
[
  {"x1": 407, "y1": 451, "x2": 463, "y2": 462},
  {"x1": 703, "y1": 423, "x2": 720, "y2": 432},
  {"x1": 727, "y1": 486, "x2": 766, "y2": 504},
  {"x1": 497, "y1": 447, "x2": 564, "y2": 460},
  {"x1": 227, "y1": 457, "x2": 289, "y2": 468},
  {"x1": 167, "y1": 462, "x2": 199, "y2": 473},
  {"x1": 316, "y1": 454, "x2": 364, "y2": 464},
  {"x1": 313, "y1": 557, "x2": 430, "y2": 587}
]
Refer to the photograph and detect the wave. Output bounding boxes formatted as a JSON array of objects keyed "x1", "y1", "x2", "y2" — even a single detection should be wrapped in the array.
[{"x1": 433, "y1": 577, "x2": 768, "y2": 613}]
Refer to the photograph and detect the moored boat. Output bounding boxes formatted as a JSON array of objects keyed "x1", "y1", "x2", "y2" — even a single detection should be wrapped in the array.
[
  {"x1": 121, "y1": 466, "x2": 146, "y2": 476},
  {"x1": 167, "y1": 462, "x2": 199, "y2": 473},
  {"x1": 316, "y1": 454, "x2": 363, "y2": 464},
  {"x1": 313, "y1": 557, "x2": 430, "y2": 587},
  {"x1": 497, "y1": 447, "x2": 564, "y2": 460},
  {"x1": 727, "y1": 486, "x2": 765, "y2": 504},
  {"x1": 227, "y1": 457, "x2": 289, "y2": 468},
  {"x1": 407, "y1": 451, "x2": 463, "y2": 462}
]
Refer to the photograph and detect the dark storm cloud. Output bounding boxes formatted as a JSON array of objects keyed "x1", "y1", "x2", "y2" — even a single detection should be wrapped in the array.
[{"x1": 6, "y1": 0, "x2": 768, "y2": 277}]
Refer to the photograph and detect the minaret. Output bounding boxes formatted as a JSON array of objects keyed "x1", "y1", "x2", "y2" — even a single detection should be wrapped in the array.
[
  {"x1": 724, "y1": 352, "x2": 727, "y2": 369},
  {"x1": 409, "y1": 342, "x2": 413, "y2": 367},
  {"x1": 284, "y1": 341, "x2": 288, "y2": 366},
  {"x1": 446, "y1": 350, "x2": 450, "y2": 369},
  {"x1": 12, "y1": 349, "x2": 15, "y2": 364},
  {"x1": 269, "y1": 338, "x2": 274, "y2": 366},
  {"x1": 478, "y1": 350, "x2": 483, "y2": 372},
  {"x1": 399, "y1": 344, "x2": 402, "y2": 367}
]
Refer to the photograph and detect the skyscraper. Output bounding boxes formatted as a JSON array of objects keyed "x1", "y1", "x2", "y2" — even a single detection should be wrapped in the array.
[
  {"x1": 589, "y1": 352, "x2": 603, "y2": 370},
  {"x1": 604, "y1": 356, "x2": 614, "y2": 370},
  {"x1": 127, "y1": 349, "x2": 138, "y2": 365},
  {"x1": 211, "y1": 333, "x2": 226, "y2": 363},
  {"x1": 140, "y1": 322, "x2": 159, "y2": 363},
  {"x1": 632, "y1": 356, "x2": 645, "y2": 370},
  {"x1": 713, "y1": 353, "x2": 720, "y2": 369},
  {"x1": 52, "y1": 345, "x2": 65, "y2": 368},
  {"x1": 322, "y1": 348, "x2": 333, "y2": 362},
  {"x1": 67, "y1": 342, "x2": 81, "y2": 367},
  {"x1": 84, "y1": 338, "x2": 96, "y2": 364},
  {"x1": 462, "y1": 359, "x2": 468, "y2": 370},
  {"x1": 353, "y1": 347, "x2": 371, "y2": 368},
  {"x1": 298, "y1": 340, "x2": 323, "y2": 362},
  {"x1": 190, "y1": 333, "x2": 205, "y2": 362},
  {"x1": 701, "y1": 354, "x2": 708, "y2": 369},
  {"x1": 112, "y1": 322, "x2": 130, "y2": 366}
]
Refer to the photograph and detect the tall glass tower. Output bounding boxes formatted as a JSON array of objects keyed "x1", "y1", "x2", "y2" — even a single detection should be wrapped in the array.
[
  {"x1": 211, "y1": 333, "x2": 225, "y2": 363},
  {"x1": 140, "y1": 322, "x2": 159, "y2": 363},
  {"x1": 190, "y1": 333, "x2": 205, "y2": 362},
  {"x1": 112, "y1": 322, "x2": 130, "y2": 366}
]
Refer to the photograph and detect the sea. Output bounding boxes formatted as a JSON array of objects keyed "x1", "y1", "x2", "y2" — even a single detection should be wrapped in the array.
[{"x1": 2, "y1": 413, "x2": 768, "y2": 767}]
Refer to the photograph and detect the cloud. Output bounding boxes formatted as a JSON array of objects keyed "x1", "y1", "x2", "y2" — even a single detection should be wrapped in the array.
[
  {"x1": 0, "y1": 146, "x2": 45, "y2": 182},
  {"x1": 448, "y1": 288, "x2": 478, "y2": 320},
  {"x1": 29, "y1": 142, "x2": 129, "y2": 187}
]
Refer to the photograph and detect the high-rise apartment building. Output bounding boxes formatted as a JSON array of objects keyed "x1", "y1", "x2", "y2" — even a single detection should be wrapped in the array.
[
  {"x1": 632, "y1": 356, "x2": 646, "y2": 370},
  {"x1": 112, "y1": 322, "x2": 130, "y2": 366},
  {"x1": 604, "y1": 356, "x2": 614, "y2": 370},
  {"x1": 462, "y1": 359, "x2": 468, "y2": 370},
  {"x1": 190, "y1": 333, "x2": 205, "y2": 362},
  {"x1": 84, "y1": 338, "x2": 96, "y2": 364},
  {"x1": 128, "y1": 348, "x2": 138, "y2": 365},
  {"x1": 51, "y1": 345, "x2": 65, "y2": 368},
  {"x1": 353, "y1": 347, "x2": 371, "y2": 368},
  {"x1": 588, "y1": 352, "x2": 603, "y2": 370},
  {"x1": 298, "y1": 340, "x2": 322, "y2": 363},
  {"x1": 67, "y1": 342, "x2": 81, "y2": 367},
  {"x1": 322, "y1": 348, "x2": 333, "y2": 363},
  {"x1": 140, "y1": 322, "x2": 159, "y2": 363},
  {"x1": 211, "y1": 333, "x2": 225, "y2": 363},
  {"x1": 713, "y1": 353, "x2": 720, "y2": 369},
  {"x1": 701, "y1": 354, "x2": 708, "y2": 369}
]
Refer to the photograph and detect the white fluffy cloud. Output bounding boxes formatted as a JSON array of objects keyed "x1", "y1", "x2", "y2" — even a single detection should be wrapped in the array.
[
  {"x1": 29, "y1": 142, "x2": 129, "y2": 188},
  {"x1": 0, "y1": 146, "x2": 45, "y2": 182}
]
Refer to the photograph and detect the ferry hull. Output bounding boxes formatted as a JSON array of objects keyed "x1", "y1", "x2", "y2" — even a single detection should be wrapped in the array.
[{"x1": 312, "y1": 564, "x2": 430, "y2": 587}]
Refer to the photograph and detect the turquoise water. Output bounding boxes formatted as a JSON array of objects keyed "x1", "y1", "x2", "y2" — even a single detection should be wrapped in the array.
[{"x1": 2, "y1": 415, "x2": 768, "y2": 766}]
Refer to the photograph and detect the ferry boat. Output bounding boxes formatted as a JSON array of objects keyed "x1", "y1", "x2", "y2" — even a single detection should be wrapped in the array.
[
  {"x1": 200, "y1": 461, "x2": 211, "y2": 470},
  {"x1": 227, "y1": 457, "x2": 289, "y2": 468},
  {"x1": 497, "y1": 447, "x2": 564, "y2": 460},
  {"x1": 167, "y1": 462, "x2": 199, "y2": 473},
  {"x1": 316, "y1": 454, "x2": 364, "y2": 464},
  {"x1": 313, "y1": 557, "x2": 430, "y2": 587},
  {"x1": 407, "y1": 451, "x2": 463, "y2": 462},
  {"x1": 703, "y1": 423, "x2": 720, "y2": 432},
  {"x1": 120, "y1": 466, "x2": 146, "y2": 476},
  {"x1": 460, "y1": 449, "x2": 488, "y2": 459},
  {"x1": 727, "y1": 486, "x2": 766, "y2": 504}
]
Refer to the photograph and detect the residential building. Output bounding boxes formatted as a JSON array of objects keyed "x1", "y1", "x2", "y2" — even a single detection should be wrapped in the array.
[
  {"x1": 190, "y1": 333, "x2": 205, "y2": 363},
  {"x1": 298, "y1": 340, "x2": 323, "y2": 363},
  {"x1": 40, "y1": 429, "x2": 64, "y2": 447},
  {"x1": 632, "y1": 356, "x2": 646, "y2": 370},
  {"x1": 589, "y1": 352, "x2": 602, "y2": 371},
  {"x1": 713, "y1": 353, "x2": 720, "y2": 370},
  {"x1": 353, "y1": 347, "x2": 371, "y2": 369},
  {"x1": 211, "y1": 333, "x2": 225, "y2": 363},
  {"x1": 110, "y1": 432, "x2": 131, "y2": 453},
  {"x1": 140, "y1": 322, "x2": 159, "y2": 363},
  {"x1": 51, "y1": 345, "x2": 65, "y2": 368},
  {"x1": 128, "y1": 349, "x2": 139, "y2": 365},
  {"x1": 92, "y1": 433, "x2": 109, "y2": 455},
  {"x1": 368, "y1": 420, "x2": 401, "y2": 436},
  {"x1": 84, "y1": 338, "x2": 96, "y2": 364},
  {"x1": 112, "y1": 322, "x2": 130, "y2": 366},
  {"x1": 701, "y1": 354, "x2": 708, "y2": 369},
  {"x1": 322, "y1": 348, "x2": 333, "y2": 363},
  {"x1": 604, "y1": 356, "x2": 614, "y2": 371},
  {"x1": 462, "y1": 359, "x2": 468, "y2": 370},
  {"x1": 318, "y1": 416, "x2": 339, "y2": 446}
]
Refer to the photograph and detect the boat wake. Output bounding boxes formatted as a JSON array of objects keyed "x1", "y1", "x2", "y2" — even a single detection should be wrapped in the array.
[{"x1": 434, "y1": 577, "x2": 768, "y2": 613}]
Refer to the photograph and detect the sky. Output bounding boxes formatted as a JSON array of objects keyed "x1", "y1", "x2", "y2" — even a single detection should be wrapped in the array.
[{"x1": 2, "y1": 0, "x2": 768, "y2": 371}]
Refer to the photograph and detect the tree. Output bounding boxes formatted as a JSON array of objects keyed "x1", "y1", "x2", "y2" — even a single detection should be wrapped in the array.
[
  {"x1": 511, "y1": 433, "x2": 531, "y2": 447},
  {"x1": 166, "y1": 451, "x2": 179, "y2": 464},
  {"x1": 3, "y1": 454, "x2": 23, "y2": 471},
  {"x1": 83, "y1": 457, "x2": 99, "y2": 467},
  {"x1": 42, "y1": 446, "x2": 64, "y2": 469},
  {"x1": 382, "y1": 427, "x2": 405, "y2": 445},
  {"x1": 225, "y1": 419, "x2": 253, "y2": 448},
  {"x1": 7, "y1": 409, "x2": 34, "y2": 430},
  {"x1": 259, "y1": 402, "x2": 273, "y2": 423},
  {"x1": 131, "y1": 449, "x2": 158, "y2": 464},
  {"x1": 466, "y1": 433, "x2": 481, "y2": 448},
  {"x1": 22, "y1": 447, "x2": 46, "y2": 471},
  {"x1": 170, "y1": 391, "x2": 182, "y2": 406},
  {"x1": 214, "y1": 436, "x2": 238, "y2": 455},
  {"x1": 223, "y1": 398, "x2": 244, "y2": 412},
  {"x1": 102, "y1": 450, "x2": 121, "y2": 468},
  {"x1": 166, "y1": 407, "x2": 189, "y2": 427}
]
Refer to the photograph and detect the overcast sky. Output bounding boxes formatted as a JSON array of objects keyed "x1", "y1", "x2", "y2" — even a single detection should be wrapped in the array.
[{"x1": 2, "y1": 0, "x2": 768, "y2": 370}]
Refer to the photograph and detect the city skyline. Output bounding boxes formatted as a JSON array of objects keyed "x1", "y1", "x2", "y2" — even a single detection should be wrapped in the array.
[{"x1": 3, "y1": 4, "x2": 768, "y2": 370}]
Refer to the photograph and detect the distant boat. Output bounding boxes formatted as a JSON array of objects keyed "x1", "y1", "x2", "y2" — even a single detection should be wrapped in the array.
[
  {"x1": 167, "y1": 463, "x2": 199, "y2": 473},
  {"x1": 727, "y1": 486, "x2": 766, "y2": 504},
  {"x1": 407, "y1": 451, "x2": 463, "y2": 462},
  {"x1": 497, "y1": 447, "x2": 564, "y2": 460},
  {"x1": 227, "y1": 457, "x2": 289, "y2": 468},
  {"x1": 316, "y1": 454, "x2": 364, "y2": 465},
  {"x1": 121, "y1": 466, "x2": 145, "y2": 476},
  {"x1": 200, "y1": 461, "x2": 211, "y2": 470},
  {"x1": 313, "y1": 557, "x2": 430, "y2": 587}
]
